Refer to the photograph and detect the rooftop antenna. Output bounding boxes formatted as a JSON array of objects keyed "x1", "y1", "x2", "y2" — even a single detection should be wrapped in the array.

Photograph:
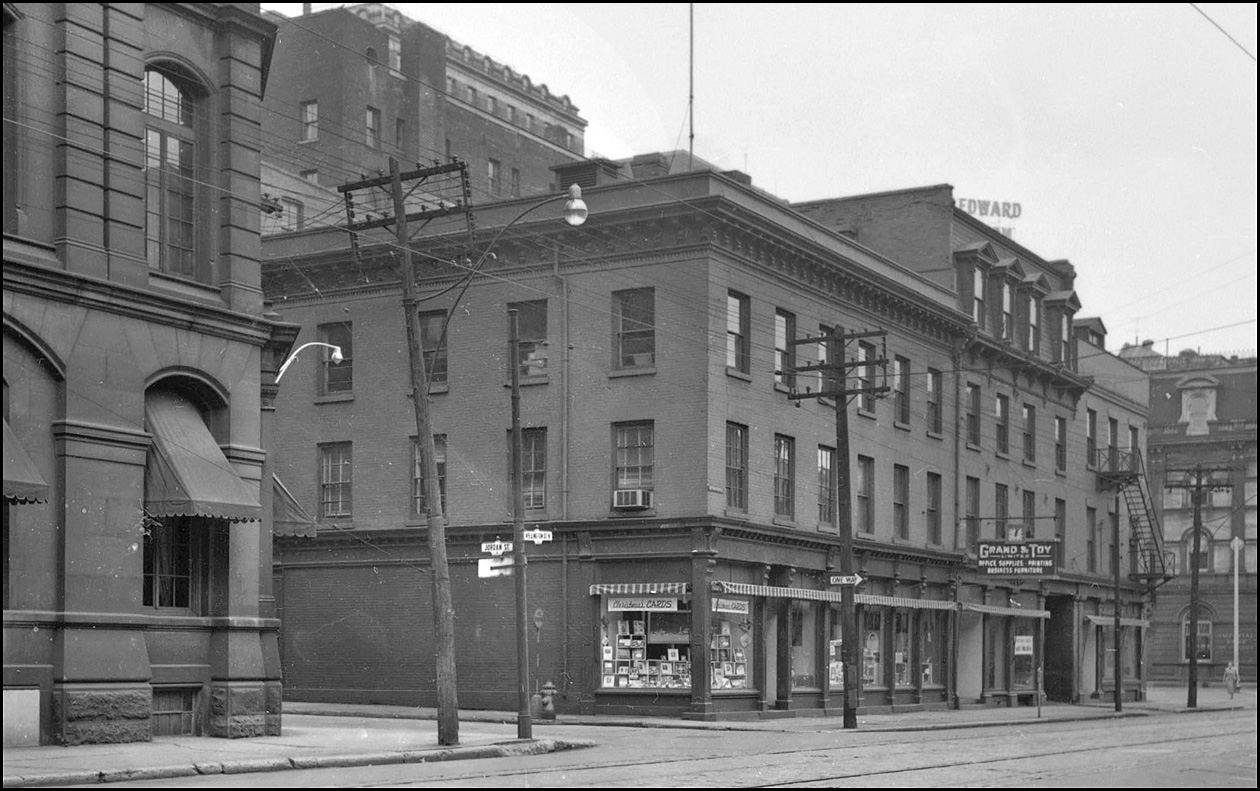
[{"x1": 689, "y1": 2, "x2": 694, "y2": 171}]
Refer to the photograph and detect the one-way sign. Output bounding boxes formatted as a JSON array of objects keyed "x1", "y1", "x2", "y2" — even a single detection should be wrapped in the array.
[
  {"x1": 478, "y1": 557, "x2": 513, "y2": 578},
  {"x1": 829, "y1": 573, "x2": 865, "y2": 586}
]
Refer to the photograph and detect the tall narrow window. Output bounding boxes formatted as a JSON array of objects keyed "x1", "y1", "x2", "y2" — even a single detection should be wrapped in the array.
[
  {"x1": 856, "y1": 455, "x2": 874, "y2": 533},
  {"x1": 510, "y1": 167, "x2": 521, "y2": 198},
  {"x1": 301, "y1": 100, "x2": 319, "y2": 141},
  {"x1": 319, "y1": 442, "x2": 352, "y2": 519},
  {"x1": 366, "y1": 106, "x2": 381, "y2": 148},
  {"x1": 319, "y1": 323, "x2": 352, "y2": 394},
  {"x1": 966, "y1": 383, "x2": 981, "y2": 446},
  {"x1": 1023, "y1": 490, "x2": 1036, "y2": 539},
  {"x1": 1109, "y1": 510, "x2": 1119, "y2": 571},
  {"x1": 926, "y1": 472, "x2": 942, "y2": 545},
  {"x1": 1057, "y1": 312, "x2": 1072, "y2": 365},
  {"x1": 1001, "y1": 282, "x2": 1013, "y2": 341},
  {"x1": 411, "y1": 435, "x2": 447, "y2": 516},
  {"x1": 995, "y1": 394, "x2": 1010, "y2": 454},
  {"x1": 614, "y1": 288, "x2": 655, "y2": 368},
  {"x1": 857, "y1": 341, "x2": 876, "y2": 413},
  {"x1": 388, "y1": 34, "x2": 401, "y2": 71},
  {"x1": 488, "y1": 158, "x2": 502, "y2": 196},
  {"x1": 725, "y1": 423, "x2": 748, "y2": 511},
  {"x1": 614, "y1": 422, "x2": 654, "y2": 495},
  {"x1": 1107, "y1": 417, "x2": 1119, "y2": 470},
  {"x1": 995, "y1": 483, "x2": 1009, "y2": 539},
  {"x1": 1027, "y1": 295, "x2": 1040, "y2": 354},
  {"x1": 144, "y1": 67, "x2": 201, "y2": 281},
  {"x1": 395, "y1": 118, "x2": 406, "y2": 149},
  {"x1": 1086, "y1": 506, "x2": 1097, "y2": 572},
  {"x1": 279, "y1": 198, "x2": 304, "y2": 232},
  {"x1": 926, "y1": 368, "x2": 943, "y2": 434},
  {"x1": 817, "y1": 325, "x2": 832, "y2": 396},
  {"x1": 1055, "y1": 416, "x2": 1067, "y2": 472},
  {"x1": 1054, "y1": 498, "x2": 1066, "y2": 568},
  {"x1": 817, "y1": 446, "x2": 835, "y2": 525},
  {"x1": 973, "y1": 268, "x2": 987, "y2": 329},
  {"x1": 893, "y1": 356, "x2": 910, "y2": 424},
  {"x1": 521, "y1": 428, "x2": 546, "y2": 511},
  {"x1": 418, "y1": 310, "x2": 448, "y2": 384},
  {"x1": 965, "y1": 476, "x2": 980, "y2": 549},
  {"x1": 893, "y1": 464, "x2": 909, "y2": 539},
  {"x1": 509, "y1": 300, "x2": 547, "y2": 377},
  {"x1": 774, "y1": 309, "x2": 796, "y2": 388},
  {"x1": 1183, "y1": 615, "x2": 1212, "y2": 662},
  {"x1": 1023, "y1": 404, "x2": 1037, "y2": 464},
  {"x1": 1129, "y1": 425, "x2": 1140, "y2": 471},
  {"x1": 726, "y1": 292, "x2": 750, "y2": 373},
  {"x1": 1086, "y1": 409, "x2": 1098, "y2": 466},
  {"x1": 773, "y1": 435, "x2": 795, "y2": 519}
]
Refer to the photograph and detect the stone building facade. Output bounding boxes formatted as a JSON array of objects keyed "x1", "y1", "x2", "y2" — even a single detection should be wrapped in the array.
[{"x1": 3, "y1": 3, "x2": 297, "y2": 745}]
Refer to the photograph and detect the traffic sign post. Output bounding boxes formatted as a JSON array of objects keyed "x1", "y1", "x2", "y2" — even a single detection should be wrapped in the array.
[{"x1": 478, "y1": 557, "x2": 514, "y2": 578}]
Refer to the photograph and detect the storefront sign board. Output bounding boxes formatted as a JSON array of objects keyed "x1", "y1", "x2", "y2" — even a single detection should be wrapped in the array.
[
  {"x1": 712, "y1": 597, "x2": 750, "y2": 615},
  {"x1": 607, "y1": 596, "x2": 678, "y2": 612},
  {"x1": 976, "y1": 540, "x2": 1056, "y2": 576}
]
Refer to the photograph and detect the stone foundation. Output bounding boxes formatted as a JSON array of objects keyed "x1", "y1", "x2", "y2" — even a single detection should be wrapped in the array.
[
  {"x1": 207, "y1": 682, "x2": 268, "y2": 738},
  {"x1": 52, "y1": 684, "x2": 152, "y2": 745}
]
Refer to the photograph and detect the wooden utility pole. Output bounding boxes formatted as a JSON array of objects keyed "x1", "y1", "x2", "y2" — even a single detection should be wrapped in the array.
[
  {"x1": 339, "y1": 158, "x2": 472, "y2": 745},
  {"x1": 785, "y1": 325, "x2": 888, "y2": 729},
  {"x1": 1165, "y1": 463, "x2": 1232, "y2": 709}
]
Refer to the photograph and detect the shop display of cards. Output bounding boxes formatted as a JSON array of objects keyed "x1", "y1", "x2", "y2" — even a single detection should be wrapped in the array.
[
  {"x1": 604, "y1": 618, "x2": 691, "y2": 688},
  {"x1": 710, "y1": 634, "x2": 748, "y2": 689}
]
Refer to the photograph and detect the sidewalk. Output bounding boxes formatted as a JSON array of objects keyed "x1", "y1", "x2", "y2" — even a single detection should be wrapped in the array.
[{"x1": 3, "y1": 684, "x2": 1250, "y2": 788}]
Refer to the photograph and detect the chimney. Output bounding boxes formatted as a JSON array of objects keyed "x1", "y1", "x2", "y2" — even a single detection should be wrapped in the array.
[
  {"x1": 629, "y1": 153, "x2": 669, "y2": 180},
  {"x1": 551, "y1": 159, "x2": 622, "y2": 191},
  {"x1": 722, "y1": 169, "x2": 753, "y2": 186}
]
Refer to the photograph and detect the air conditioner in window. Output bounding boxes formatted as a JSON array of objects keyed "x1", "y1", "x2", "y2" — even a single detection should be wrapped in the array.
[{"x1": 613, "y1": 488, "x2": 653, "y2": 510}]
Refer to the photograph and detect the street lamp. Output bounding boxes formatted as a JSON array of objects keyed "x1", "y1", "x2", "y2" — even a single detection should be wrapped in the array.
[
  {"x1": 276, "y1": 341, "x2": 343, "y2": 382},
  {"x1": 499, "y1": 184, "x2": 588, "y2": 740}
]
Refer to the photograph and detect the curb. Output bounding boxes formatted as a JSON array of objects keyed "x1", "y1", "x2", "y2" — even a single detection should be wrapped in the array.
[{"x1": 0, "y1": 738, "x2": 596, "y2": 789}]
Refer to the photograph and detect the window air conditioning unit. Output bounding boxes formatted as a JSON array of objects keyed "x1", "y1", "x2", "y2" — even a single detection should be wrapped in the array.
[{"x1": 613, "y1": 489, "x2": 653, "y2": 510}]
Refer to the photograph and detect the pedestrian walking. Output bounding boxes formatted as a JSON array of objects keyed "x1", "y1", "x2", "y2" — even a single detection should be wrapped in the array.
[{"x1": 1223, "y1": 662, "x2": 1239, "y2": 699}]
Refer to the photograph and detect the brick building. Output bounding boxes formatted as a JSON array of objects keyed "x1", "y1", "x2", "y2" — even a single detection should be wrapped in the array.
[
  {"x1": 3, "y1": 3, "x2": 300, "y2": 745},
  {"x1": 1119, "y1": 342, "x2": 1257, "y2": 685},
  {"x1": 260, "y1": 163, "x2": 1156, "y2": 719},
  {"x1": 258, "y1": 3, "x2": 585, "y2": 233}
]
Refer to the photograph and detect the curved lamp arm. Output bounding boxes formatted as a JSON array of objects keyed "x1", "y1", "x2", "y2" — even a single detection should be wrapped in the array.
[
  {"x1": 468, "y1": 184, "x2": 587, "y2": 273},
  {"x1": 277, "y1": 341, "x2": 344, "y2": 382}
]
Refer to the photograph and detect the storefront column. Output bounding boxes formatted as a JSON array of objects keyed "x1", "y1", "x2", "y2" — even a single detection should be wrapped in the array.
[
  {"x1": 774, "y1": 567, "x2": 794, "y2": 710},
  {"x1": 687, "y1": 530, "x2": 716, "y2": 718}
]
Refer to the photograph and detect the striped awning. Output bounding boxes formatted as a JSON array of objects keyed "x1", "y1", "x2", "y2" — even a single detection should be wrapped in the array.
[
  {"x1": 589, "y1": 582, "x2": 688, "y2": 596},
  {"x1": 1086, "y1": 614, "x2": 1150, "y2": 629},
  {"x1": 959, "y1": 602, "x2": 1051, "y2": 619},
  {"x1": 855, "y1": 594, "x2": 957, "y2": 610},
  {"x1": 712, "y1": 581, "x2": 844, "y2": 602}
]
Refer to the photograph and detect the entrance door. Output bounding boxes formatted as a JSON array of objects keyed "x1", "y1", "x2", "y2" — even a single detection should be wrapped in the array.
[{"x1": 1044, "y1": 595, "x2": 1075, "y2": 702}]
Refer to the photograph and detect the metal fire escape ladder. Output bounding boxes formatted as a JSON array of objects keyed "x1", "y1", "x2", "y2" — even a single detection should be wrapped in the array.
[{"x1": 1096, "y1": 447, "x2": 1176, "y2": 592}]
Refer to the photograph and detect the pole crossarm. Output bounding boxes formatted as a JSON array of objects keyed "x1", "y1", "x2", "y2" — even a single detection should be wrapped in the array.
[
  {"x1": 346, "y1": 204, "x2": 469, "y2": 233},
  {"x1": 782, "y1": 358, "x2": 887, "y2": 375},
  {"x1": 787, "y1": 385, "x2": 889, "y2": 401},
  {"x1": 337, "y1": 161, "x2": 465, "y2": 192}
]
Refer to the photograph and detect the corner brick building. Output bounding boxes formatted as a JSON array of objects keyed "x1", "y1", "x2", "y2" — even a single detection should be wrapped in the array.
[{"x1": 261, "y1": 162, "x2": 1156, "y2": 719}]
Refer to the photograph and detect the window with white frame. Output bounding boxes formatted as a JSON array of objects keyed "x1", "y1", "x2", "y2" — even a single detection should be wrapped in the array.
[
  {"x1": 856, "y1": 455, "x2": 874, "y2": 533},
  {"x1": 773, "y1": 434, "x2": 795, "y2": 519},
  {"x1": 411, "y1": 435, "x2": 447, "y2": 516},
  {"x1": 996, "y1": 394, "x2": 1010, "y2": 454},
  {"x1": 319, "y1": 442, "x2": 352, "y2": 518},
  {"x1": 418, "y1": 310, "x2": 448, "y2": 384},
  {"x1": 725, "y1": 423, "x2": 748, "y2": 510},
  {"x1": 893, "y1": 356, "x2": 910, "y2": 424},
  {"x1": 726, "y1": 292, "x2": 750, "y2": 373},
  {"x1": 144, "y1": 66, "x2": 203, "y2": 281},
  {"x1": 614, "y1": 288, "x2": 655, "y2": 369},
  {"x1": 614, "y1": 422, "x2": 654, "y2": 495},
  {"x1": 818, "y1": 446, "x2": 835, "y2": 525},
  {"x1": 509, "y1": 300, "x2": 547, "y2": 377},
  {"x1": 300, "y1": 100, "x2": 318, "y2": 141},
  {"x1": 893, "y1": 464, "x2": 909, "y2": 539},
  {"x1": 521, "y1": 428, "x2": 546, "y2": 511},
  {"x1": 1182, "y1": 613, "x2": 1212, "y2": 662},
  {"x1": 366, "y1": 105, "x2": 381, "y2": 148},
  {"x1": 926, "y1": 368, "x2": 942, "y2": 434},
  {"x1": 319, "y1": 323, "x2": 352, "y2": 394},
  {"x1": 926, "y1": 472, "x2": 942, "y2": 544},
  {"x1": 774, "y1": 309, "x2": 796, "y2": 388}
]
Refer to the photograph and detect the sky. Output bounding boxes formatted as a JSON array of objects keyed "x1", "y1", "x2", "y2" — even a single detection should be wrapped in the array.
[{"x1": 262, "y1": 3, "x2": 1258, "y2": 357}]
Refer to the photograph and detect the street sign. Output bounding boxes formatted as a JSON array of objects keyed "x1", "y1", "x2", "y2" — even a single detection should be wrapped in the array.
[
  {"x1": 829, "y1": 573, "x2": 865, "y2": 586},
  {"x1": 481, "y1": 540, "x2": 512, "y2": 556},
  {"x1": 478, "y1": 557, "x2": 514, "y2": 578},
  {"x1": 522, "y1": 529, "x2": 553, "y2": 545}
]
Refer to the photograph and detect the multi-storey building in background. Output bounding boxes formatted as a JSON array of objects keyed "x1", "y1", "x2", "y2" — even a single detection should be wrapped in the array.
[
  {"x1": 1120, "y1": 342, "x2": 1257, "y2": 685},
  {"x1": 258, "y1": 3, "x2": 585, "y2": 235},
  {"x1": 261, "y1": 161, "x2": 1156, "y2": 720},
  {"x1": 3, "y1": 3, "x2": 299, "y2": 746}
]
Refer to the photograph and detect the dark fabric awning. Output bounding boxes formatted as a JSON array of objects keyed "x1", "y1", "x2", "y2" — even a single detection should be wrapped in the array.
[
  {"x1": 959, "y1": 602, "x2": 1051, "y2": 619},
  {"x1": 3, "y1": 418, "x2": 49, "y2": 504},
  {"x1": 589, "y1": 582, "x2": 688, "y2": 596},
  {"x1": 145, "y1": 391, "x2": 260, "y2": 523},
  {"x1": 1086, "y1": 614, "x2": 1150, "y2": 629},
  {"x1": 273, "y1": 474, "x2": 319, "y2": 537},
  {"x1": 712, "y1": 581, "x2": 844, "y2": 602}
]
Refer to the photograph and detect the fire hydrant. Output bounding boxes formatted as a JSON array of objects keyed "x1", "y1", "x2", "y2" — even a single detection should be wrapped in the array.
[{"x1": 539, "y1": 680, "x2": 557, "y2": 720}]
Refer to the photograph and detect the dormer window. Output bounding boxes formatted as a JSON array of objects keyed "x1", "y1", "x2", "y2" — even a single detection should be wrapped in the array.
[
  {"x1": 1026, "y1": 295, "x2": 1040, "y2": 354},
  {"x1": 973, "y1": 268, "x2": 986, "y2": 329},
  {"x1": 1001, "y1": 281, "x2": 1013, "y2": 341}
]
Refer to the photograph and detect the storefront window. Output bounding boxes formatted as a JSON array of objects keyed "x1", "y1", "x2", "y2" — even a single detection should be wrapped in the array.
[
  {"x1": 862, "y1": 609, "x2": 885, "y2": 687},
  {"x1": 1012, "y1": 619, "x2": 1035, "y2": 689},
  {"x1": 894, "y1": 610, "x2": 912, "y2": 687},
  {"x1": 828, "y1": 609, "x2": 844, "y2": 690},
  {"x1": 1102, "y1": 626, "x2": 1139, "y2": 681},
  {"x1": 920, "y1": 610, "x2": 947, "y2": 687},
  {"x1": 986, "y1": 617, "x2": 1007, "y2": 690},
  {"x1": 710, "y1": 596, "x2": 754, "y2": 690},
  {"x1": 790, "y1": 601, "x2": 819, "y2": 688},
  {"x1": 599, "y1": 600, "x2": 691, "y2": 689}
]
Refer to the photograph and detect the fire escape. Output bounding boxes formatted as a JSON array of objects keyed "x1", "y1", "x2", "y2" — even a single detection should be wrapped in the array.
[{"x1": 1096, "y1": 447, "x2": 1177, "y2": 592}]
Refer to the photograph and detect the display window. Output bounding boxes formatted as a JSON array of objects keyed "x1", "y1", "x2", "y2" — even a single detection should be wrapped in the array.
[
  {"x1": 894, "y1": 610, "x2": 913, "y2": 687},
  {"x1": 790, "y1": 601, "x2": 819, "y2": 688},
  {"x1": 861, "y1": 608, "x2": 885, "y2": 687},
  {"x1": 1100, "y1": 626, "x2": 1137, "y2": 682},
  {"x1": 1012, "y1": 619, "x2": 1036, "y2": 689},
  {"x1": 919, "y1": 610, "x2": 947, "y2": 687},
  {"x1": 599, "y1": 598, "x2": 691, "y2": 689},
  {"x1": 986, "y1": 617, "x2": 1008, "y2": 690},
  {"x1": 710, "y1": 596, "x2": 754, "y2": 690}
]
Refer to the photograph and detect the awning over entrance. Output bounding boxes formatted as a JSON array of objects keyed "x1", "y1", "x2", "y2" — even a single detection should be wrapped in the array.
[
  {"x1": 1085, "y1": 614, "x2": 1150, "y2": 629},
  {"x1": 589, "y1": 582, "x2": 688, "y2": 596},
  {"x1": 959, "y1": 602, "x2": 1051, "y2": 619},
  {"x1": 712, "y1": 581, "x2": 844, "y2": 602},
  {"x1": 273, "y1": 474, "x2": 319, "y2": 537},
  {"x1": 144, "y1": 391, "x2": 260, "y2": 523},
  {"x1": 3, "y1": 418, "x2": 49, "y2": 504},
  {"x1": 855, "y1": 594, "x2": 957, "y2": 610}
]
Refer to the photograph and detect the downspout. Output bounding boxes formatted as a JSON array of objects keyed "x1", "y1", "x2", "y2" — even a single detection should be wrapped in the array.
[
  {"x1": 554, "y1": 242, "x2": 572, "y2": 693},
  {"x1": 950, "y1": 335, "x2": 965, "y2": 709}
]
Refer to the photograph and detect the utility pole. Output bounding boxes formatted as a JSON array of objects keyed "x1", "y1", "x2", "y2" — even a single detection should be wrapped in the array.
[
  {"x1": 1165, "y1": 463, "x2": 1232, "y2": 709},
  {"x1": 339, "y1": 158, "x2": 472, "y2": 745},
  {"x1": 785, "y1": 325, "x2": 888, "y2": 729}
]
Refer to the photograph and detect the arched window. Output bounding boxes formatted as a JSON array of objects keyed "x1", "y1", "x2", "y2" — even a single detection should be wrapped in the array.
[
  {"x1": 143, "y1": 66, "x2": 204, "y2": 282},
  {"x1": 1183, "y1": 529, "x2": 1213, "y2": 573},
  {"x1": 1181, "y1": 606, "x2": 1213, "y2": 662}
]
